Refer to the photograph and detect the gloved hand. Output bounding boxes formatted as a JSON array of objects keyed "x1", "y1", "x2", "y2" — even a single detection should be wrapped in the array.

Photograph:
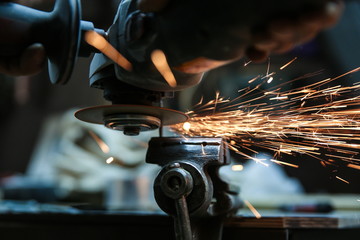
[{"x1": 137, "y1": 0, "x2": 344, "y2": 62}]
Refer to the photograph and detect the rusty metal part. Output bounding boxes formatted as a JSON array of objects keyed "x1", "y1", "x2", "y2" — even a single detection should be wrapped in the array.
[{"x1": 146, "y1": 137, "x2": 242, "y2": 240}]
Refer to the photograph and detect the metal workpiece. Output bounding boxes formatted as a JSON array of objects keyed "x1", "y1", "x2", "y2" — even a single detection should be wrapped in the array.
[
  {"x1": 146, "y1": 137, "x2": 242, "y2": 240},
  {"x1": 146, "y1": 137, "x2": 230, "y2": 167}
]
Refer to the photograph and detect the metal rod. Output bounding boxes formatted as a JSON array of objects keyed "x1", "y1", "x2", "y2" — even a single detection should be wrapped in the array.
[{"x1": 174, "y1": 196, "x2": 192, "y2": 240}]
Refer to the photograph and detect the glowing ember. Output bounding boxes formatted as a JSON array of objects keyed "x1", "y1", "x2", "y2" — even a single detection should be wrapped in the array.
[
  {"x1": 280, "y1": 57, "x2": 297, "y2": 70},
  {"x1": 183, "y1": 122, "x2": 191, "y2": 132},
  {"x1": 106, "y1": 157, "x2": 114, "y2": 164},
  {"x1": 244, "y1": 60, "x2": 252, "y2": 66},
  {"x1": 151, "y1": 49, "x2": 177, "y2": 88},
  {"x1": 336, "y1": 176, "x2": 350, "y2": 184},
  {"x1": 347, "y1": 164, "x2": 360, "y2": 170},
  {"x1": 232, "y1": 164, "x2": 244, "y2": 171},
  {"x1": 244, "y1": 200, "x2": 262, "y2": 219},
  {"x1": 271, "y1": 159, "x2": 299, "y2": 168},
  {"x1": 88, "y1": 131, "x2": 110, "y2": 154},
  {"x1": 248, "y1": 75, "x2": 261, "y2": 84},
  {"x1": 85, "y1": 31, "x2": 132, "y2": 71}
]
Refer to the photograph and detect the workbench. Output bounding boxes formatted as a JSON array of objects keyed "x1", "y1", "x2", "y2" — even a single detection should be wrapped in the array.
[{"x1": 0, "y1": 206, "x2": 359, "y2": 240}]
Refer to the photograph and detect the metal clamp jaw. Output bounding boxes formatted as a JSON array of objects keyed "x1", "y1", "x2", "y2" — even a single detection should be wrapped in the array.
[{"x1": 146, "y1": 137, "x2": 242, "y2": 240}]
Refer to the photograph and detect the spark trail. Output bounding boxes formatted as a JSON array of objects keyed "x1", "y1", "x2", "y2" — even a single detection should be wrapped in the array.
[{"x1": 171, "y1": 65, "x2": 360, "y2": 172}]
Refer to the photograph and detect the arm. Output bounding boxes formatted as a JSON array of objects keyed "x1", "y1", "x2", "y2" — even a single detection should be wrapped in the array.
[{"x1": 137, "y1": 0, "x2": 344, "y2": 62}]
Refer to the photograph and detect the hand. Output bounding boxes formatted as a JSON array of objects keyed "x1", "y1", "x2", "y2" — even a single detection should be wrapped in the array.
[
  {"x1": 246, "y1": 0, "x2": 344, "y2": 62},
  {"x1": 137, "y1": 0, "x2": 344, "y2": 63},
  {"x1": 0, "y1": 43, "x2": 46, "y2": 76}
]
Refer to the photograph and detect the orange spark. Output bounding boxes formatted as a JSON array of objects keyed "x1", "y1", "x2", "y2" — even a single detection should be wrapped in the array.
[
  {"x1": 88, "y1": 131, "x2": 110, "y2": 154},
  {"x1": 231, "y1": 164, "x2": 244, "y2": 171},
  {"x1": 244, "y1": 60, "x2": 252, "y2": 66},
  {"x1": 183, "y1": 122, "x2": 191, "y2": 132},
  {"x1": 280, "y1": 57, "x2": 297, "y2": 70},
  {"x1": 151, "y1": 49, "x2": 177, "y2": 88},
  {"x1": 244, "y1": 200, "x2": 261, "y2": 219},
  {"x1": 248, "y1": 75, "x2": 261, "y2": 84},
  {"x1": 347, "y1": 164, "x2": 360, "y2": 170},
  {"x1": 106, "y1": 157, "x2": 114, "y2": 164},
  {"x1": 336, "y1": 176, "x2": 350, "y2": 184},
  {"x1": 271, "y1": 159, "x2": 299, "y2": 168},
  {"x1": 85, "y1": 31, "x2": 132, "y2": 71},
  {"x1": 269, "y1": 96, "x2": 288, "y2": 100}
]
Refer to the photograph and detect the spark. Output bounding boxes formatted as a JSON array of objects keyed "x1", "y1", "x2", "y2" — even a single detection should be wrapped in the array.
[
  {"x1": 253, "y1": 158, "x2": 269, "y2": 167},
  {"x1": 170, "y1": 66, "x2": 360, "y2": 173},
  {"x1": 336, "y1": 176, "x2": 350, "y2": 184},
  {"x1": 280, "y1": 57, "x2": 298, "y2": 70},
  {"x1": 85, "y1": 31, "x2": 132, "y2": 71},
  {"x1": 106, "y1": 157, "x2": 114, "y2": 164},
  {"x1": 183, "y1": 122, "x2": 191, "y2": 132},
  {"x1": 269, "y1": 96, "x2": 288, "y2": 100},
  {"x1": 232, "y1": 164, "x2": 244, "y2": 171},
  {"x1": 266, "y1": 58, "x2": 271, "y2": 77},
  {"x1": 88, "y1": 131, "x2": 110, "y2": 154},
  {"x1": 151, "y1": 49, "x2": 177, "y2": 88},
  {"x1": 244, "y1": 60, "x2": 252, "y2": 66},
  {"x1": 201, "y1": 143, "x2": 206, "y2": 155},
  {"x1": 244, "y1": 200, "x2": 262, "y2": 219},
  {"x1": 271, "y1": 159, "x2": 299, "y2": 168},
  {"x1": 262, "y1": 72, "x2": 276, "y2": 80},
  {"x1": 347, "y1": 164, "x2": 360, "y2": 170},
  {"x1": 248, "y1": 75, "x2": 261, "y2": 84}
]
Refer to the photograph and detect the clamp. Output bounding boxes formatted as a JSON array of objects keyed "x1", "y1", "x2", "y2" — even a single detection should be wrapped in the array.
[{"x1": 146, "y1": 137, "x2": 242, "y2": 240}]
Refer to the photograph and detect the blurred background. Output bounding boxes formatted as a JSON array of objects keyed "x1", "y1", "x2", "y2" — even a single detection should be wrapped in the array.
[{"x1": 0, "y1": 0, "x2": 359, "y2": 212}]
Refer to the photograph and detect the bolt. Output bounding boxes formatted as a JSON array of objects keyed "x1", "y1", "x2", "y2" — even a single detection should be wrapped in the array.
[
  {"x1": 160, "y1": 168, "x2": 193, "y2": 199},
  {"x1": 168, "y1": 176, "x2": 181, "y2": 192},
  {"x1": 123, "y1": 126, "x2": 141, "y2": 136}
]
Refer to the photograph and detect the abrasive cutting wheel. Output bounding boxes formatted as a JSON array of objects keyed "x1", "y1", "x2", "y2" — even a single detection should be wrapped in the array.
[{"x1": 75, "y1": 105, "x2": 188, "y2": 136}]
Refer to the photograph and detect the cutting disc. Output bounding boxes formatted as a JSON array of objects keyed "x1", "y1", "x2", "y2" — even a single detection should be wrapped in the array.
[{"x1": 74, "y1": 104, "x2": 189, "y2": 126}]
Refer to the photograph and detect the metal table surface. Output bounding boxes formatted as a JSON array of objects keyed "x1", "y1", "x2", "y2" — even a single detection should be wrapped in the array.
[{"x1": 0, "y1": 203, "x2": 359, "y2": 240}]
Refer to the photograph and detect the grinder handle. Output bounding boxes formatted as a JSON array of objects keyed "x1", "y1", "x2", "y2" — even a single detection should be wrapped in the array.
[{"x1": 0, "y1": 1, "x2": 50, "y2": 56}]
